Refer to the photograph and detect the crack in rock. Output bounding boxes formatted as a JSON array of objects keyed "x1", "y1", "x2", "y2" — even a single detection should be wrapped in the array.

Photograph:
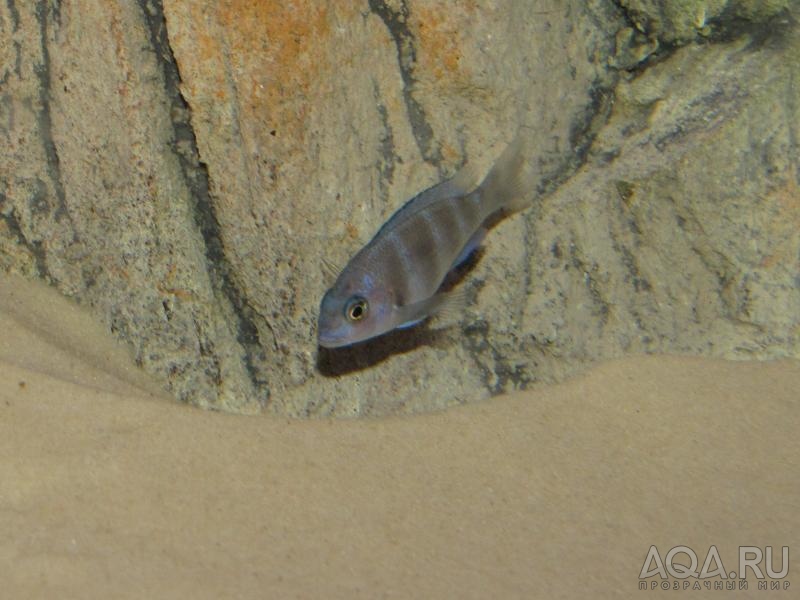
[
  {"x1": 138, "y1": 0, "x2": 270, "y2": 403},
  {"x1": 367, "y1": 0, "x2": 443, "y2": 170}
]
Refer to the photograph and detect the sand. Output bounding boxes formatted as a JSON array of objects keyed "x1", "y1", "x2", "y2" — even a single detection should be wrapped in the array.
[{"x1": 0, "y1": 273, "x2": 797, "y2": 599}]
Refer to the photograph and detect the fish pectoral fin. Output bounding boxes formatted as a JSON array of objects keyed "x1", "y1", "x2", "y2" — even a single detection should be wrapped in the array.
[
  {"x1": 438, "y1": 289, "x2": 470, "y2": 320},
  {"x1": 395, "y1": 289, "x2": 470, "y2": 329}
]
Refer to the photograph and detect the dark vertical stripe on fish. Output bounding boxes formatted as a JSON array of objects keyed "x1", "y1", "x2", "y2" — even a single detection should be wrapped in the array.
[
  {"x1": 385, "y1": 228, "x2": 418, "y2": 300},
  {"x1": 433, "y1": 199, "x2": 473, "y2": 272},
  {"x1": 402, "y1": 211, "x2": 439, "y2": 296},
  {"x1": 378, "y1": 234, "x2": 406, "y2": 303},
  {"x1": 420, "y1": 208, "x2": 455, "y2": 284},
  {"x1": 449, "y1": 195, "x2": 478, "y2": 244}
]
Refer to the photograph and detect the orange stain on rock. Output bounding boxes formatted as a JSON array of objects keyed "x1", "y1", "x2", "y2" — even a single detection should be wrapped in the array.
[
  {"x1": 759, "y1": 175, "x2": 800, "y2": 269},
  {"x1": 215, "y1": 1, "x2": 331, "y2": 141},
  {"x1": 195, "y1": 29, "x2": 223, "y2": 71},
  {"x1": 440, "y1": 142, "x2": 460, "y2": 164},
  {"x1": 412, "y1": 4, "x2": 469, "y2": 80},
  {"x1": 345, "y1": 222, "x2": 360, "y2": 240}
]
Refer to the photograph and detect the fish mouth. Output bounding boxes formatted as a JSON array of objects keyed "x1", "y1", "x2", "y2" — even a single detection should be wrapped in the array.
[{"x1": 317, "y1": 330, "x2": 351, "y2": 349}]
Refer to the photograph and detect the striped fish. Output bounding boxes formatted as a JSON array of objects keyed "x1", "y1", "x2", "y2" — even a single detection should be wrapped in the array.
[{"x1": 317, "y1": 139, "x2": 533, "y2": 348}]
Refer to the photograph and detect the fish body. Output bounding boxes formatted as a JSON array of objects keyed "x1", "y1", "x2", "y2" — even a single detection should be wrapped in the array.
[{"x1": 318, "y1": 139, "x2": 532, "y2": 348}]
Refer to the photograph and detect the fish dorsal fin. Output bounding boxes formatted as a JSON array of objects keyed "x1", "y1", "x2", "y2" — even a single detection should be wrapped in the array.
[
  {"x1": 449, "y1": 162, "x2": 482, "y2": 193},
  {"x1": 320, "y1": 256, "x2": 341, "y2": 284},
  {"x1": 374, "y1": 162, "x2": 481, "y2": 240}
]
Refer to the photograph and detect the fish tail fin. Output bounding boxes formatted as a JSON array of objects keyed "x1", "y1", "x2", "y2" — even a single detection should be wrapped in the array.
[{"x1": 478, "y1": 134, "x2": 538, "y2": 216}]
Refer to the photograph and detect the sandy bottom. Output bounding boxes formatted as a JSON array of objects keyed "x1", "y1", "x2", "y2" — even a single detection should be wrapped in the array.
[{"x1": 1, "y1": 274, "x2": 797, "y2": 599}]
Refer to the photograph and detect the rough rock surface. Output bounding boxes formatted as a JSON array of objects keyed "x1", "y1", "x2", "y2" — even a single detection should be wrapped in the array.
[{"x1": 0, "y1": 0, "x2": 797, "y2": 416}]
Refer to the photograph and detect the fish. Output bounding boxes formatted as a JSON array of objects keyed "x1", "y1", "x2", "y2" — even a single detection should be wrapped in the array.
[{"x1": 317, "y1": 138, "x2": 534, "y2": 348}]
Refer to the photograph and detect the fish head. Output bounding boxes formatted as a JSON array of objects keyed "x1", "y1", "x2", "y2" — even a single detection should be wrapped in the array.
[{"x1": 317, "y1": 271, "x2": 395, "y2": 348}]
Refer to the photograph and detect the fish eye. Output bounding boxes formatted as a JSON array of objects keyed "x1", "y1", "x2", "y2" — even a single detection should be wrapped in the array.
[{"x1": 345, "y1": 297, "x2": 368, "y2": 321}]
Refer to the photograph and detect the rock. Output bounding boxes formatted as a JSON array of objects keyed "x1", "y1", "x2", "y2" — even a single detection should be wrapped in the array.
[
  {"x1": 0, "y1": 0, "x2": 797, "y2": 415},
  {"x1": 0, "y1": 0, "x2": 262, "y2": 412},
  {"x1": 617, "y1": 0, "x2": 791, "y2": 44}
]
